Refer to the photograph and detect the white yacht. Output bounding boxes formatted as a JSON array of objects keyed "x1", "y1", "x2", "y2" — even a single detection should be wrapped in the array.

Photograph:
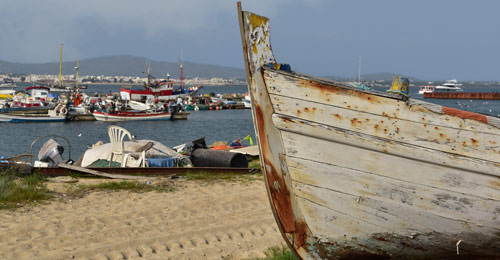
[{"x1": 435, "y1": 79, "x2": 463, "y2": 91}]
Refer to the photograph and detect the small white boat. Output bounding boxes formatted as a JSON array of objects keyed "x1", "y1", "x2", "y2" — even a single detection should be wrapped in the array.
[
  {"x1": 93, "y1": 110, "x2": 171, "y2": 122},
  {"x1": 0, "y1": 83, "x2": 16, "y2": 88},
  {"x1": 435, "y1": 79, "x2": 463, "y2": 91},
  {"x1": 418, "y1": 85, "x2": 435, "y2": 94},
  {"x1": 242, "y1": 98, "x2": 251, "y2": 109},
  {"x1": 0, "y1": 113, "x2": 66, "y2": 123}
]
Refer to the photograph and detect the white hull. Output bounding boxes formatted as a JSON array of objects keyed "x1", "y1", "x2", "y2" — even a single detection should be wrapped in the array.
[
  {"x1": 0, "y1": 113, "x2": 66, "y2": 123},
  {"x1": 238, "y1": 5, "x2": 500, "y2": 259},
  {"x1": 435, "y1": 86, "x2": 463, "y2": 91}
]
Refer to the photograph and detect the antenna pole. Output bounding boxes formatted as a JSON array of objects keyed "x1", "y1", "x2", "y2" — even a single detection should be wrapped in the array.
[
  {"x1": 59, "y1": 43, "x2": 63, "y2": 88},
  {"x1": 358, "y1": 56, "x2": 361, "y2": 83}
]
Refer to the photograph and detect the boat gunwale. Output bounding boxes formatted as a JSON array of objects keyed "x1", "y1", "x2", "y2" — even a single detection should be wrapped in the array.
[{"x1": 263, "y1": 67, "x2": 500, "y2": 130}]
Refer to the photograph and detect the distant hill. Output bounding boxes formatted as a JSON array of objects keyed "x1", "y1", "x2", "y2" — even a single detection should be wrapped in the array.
[
  {"x1": 0, "y1": 55, "x2": 246, "y2": 79},
  {"x1": 321, "y1": 72, "x2": 418, "y2": 82},
  {"x1": 361, "y1": 72, "x2": 418, "y2": 82}
]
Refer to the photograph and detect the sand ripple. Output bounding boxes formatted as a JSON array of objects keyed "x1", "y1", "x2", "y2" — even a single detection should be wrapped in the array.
[{"x1": 0, "y1": 179, "x2": 283, "y2": 259}]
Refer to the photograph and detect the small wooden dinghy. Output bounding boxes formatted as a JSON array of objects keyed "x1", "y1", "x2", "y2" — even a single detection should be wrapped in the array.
[{"x1": 237, "y1": 3, "x2": 500, "y2": 259}]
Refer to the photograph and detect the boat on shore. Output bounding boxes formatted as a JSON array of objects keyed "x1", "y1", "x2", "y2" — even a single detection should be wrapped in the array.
[
  {"x1": 93, "y1": 110, "x2": 171, "y2": 122},
  {"x1": 238, "y1": 3, "x2": 500, "y2": 259}
]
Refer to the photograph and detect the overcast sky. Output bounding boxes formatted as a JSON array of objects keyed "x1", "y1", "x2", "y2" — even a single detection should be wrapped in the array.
[{"x1": 0, "y1": 0, "x2": 499, "y2": 81}]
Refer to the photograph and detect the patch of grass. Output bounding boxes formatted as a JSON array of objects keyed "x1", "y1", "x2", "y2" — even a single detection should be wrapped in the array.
[
  {"x1": 183, "y1": 170, "x2": 261, "y2": 183},
  {"x1": 0, "y1": 172, "x2": 53, "y2": 209},
  {"x1": 248, "y1": 156, "x2": 262, "y2": 170},
  {"x1": 67, "y1": 180, "x2": 174, "y2": 198},
  {"x1": 246, "y1": 245, "x2": 297, "y2": 260}
]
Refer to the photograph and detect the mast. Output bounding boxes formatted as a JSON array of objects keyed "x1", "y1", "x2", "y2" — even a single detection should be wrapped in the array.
[
  {"x1": 75, "y1": 60, "x2": 79, "y2": 89},
  {"x1": 146, "y1": 62, "x2": 151, "y2": 86},
  {"x1": 179, "y1": 59, "x2": 184, "y2": 90},
  {"x1": 59, "y1": 43, "x2": 63, "y2": 88},
  {"x1": 358, "y1": 56, "x2": 361, "y2": 83}
]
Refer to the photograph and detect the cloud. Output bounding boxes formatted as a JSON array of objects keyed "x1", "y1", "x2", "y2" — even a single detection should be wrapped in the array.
[{"x1": 0, "y1": 0, "x2": 295, "y2": 63}]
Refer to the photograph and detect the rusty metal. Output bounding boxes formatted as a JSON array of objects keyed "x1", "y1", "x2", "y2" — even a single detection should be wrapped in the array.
[{"x1": 424, "y1": 92, "x2": 500, "y2": 100}]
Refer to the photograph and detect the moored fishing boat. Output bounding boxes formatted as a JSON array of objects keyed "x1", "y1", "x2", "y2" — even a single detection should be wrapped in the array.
[
  {"x1": 93, "y1": 110, "x2": 171, "y2": 122},
  {"x1": 0, "y1": 113, "x2": 66, "y2": 123},
  {"x1": 418, "y1": 85, "x2": 435, "y2": 94},
  {"x1": 120, "y1": 63, "x2": 202, "y2": 102},
  {"x1": 12, "y1": 86, "x2": 53, "y2": 108},
  {"x1": 238, "y1": 3, "x2": 500, "y2": 259}
]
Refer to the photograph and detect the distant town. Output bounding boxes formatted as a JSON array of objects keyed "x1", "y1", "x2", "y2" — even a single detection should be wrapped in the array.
[
  {"x1": 1, "y1": 73, "x2": 247, "y2": 86},
  {"x1": 1, "y1": 72, "x2": 499, "y2": 88}
]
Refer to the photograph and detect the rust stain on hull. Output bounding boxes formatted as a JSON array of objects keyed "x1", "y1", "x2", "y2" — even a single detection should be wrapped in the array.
[{"x1": 255, "y1": 104, "x2": 295, "y2": 233}]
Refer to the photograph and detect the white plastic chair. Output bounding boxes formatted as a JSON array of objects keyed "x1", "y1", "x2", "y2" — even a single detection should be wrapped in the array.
[{"x1": 107, "y1": 125, "x2": 146, "y2": 167}]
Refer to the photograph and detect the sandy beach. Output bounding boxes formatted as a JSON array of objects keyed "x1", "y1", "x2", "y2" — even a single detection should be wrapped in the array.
[{"x1": 0, "y1": 178, "x2": 284, "y2": 259}]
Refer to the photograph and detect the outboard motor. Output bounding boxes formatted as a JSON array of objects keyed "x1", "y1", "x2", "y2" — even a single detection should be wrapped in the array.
[{"x1": 38, "y1": 139, "x2": 65, "y2": 166}]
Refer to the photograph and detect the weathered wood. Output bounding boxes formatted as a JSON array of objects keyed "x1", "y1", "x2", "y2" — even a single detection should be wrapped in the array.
[
  {"x1": 281, "y1": 131, "x2": 500, "y2": 200},
  {"x1": 238, "y1": 3, "x2": 500, "y2": 259},
  {"x1": 272, "y1": 114, "x2": 500, "y2": 178},
  {"x1": 264, "y1": 70, "x2": 500, "y2": 132},
  {"x1": 57, "y1": 163, "x2": 154, "y2": 180},
  {"x1": 287, "y1": 157, "x2": 500, "y2": 229},
  {"x1": 271, "y1": 94, "x2": 500, "y2": 163}
]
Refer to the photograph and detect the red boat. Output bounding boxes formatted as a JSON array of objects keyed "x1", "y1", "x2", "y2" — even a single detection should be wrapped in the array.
[
  {"x1": 120, "y1": 61, "x2": 201, "y2": 102},
  {"x1": 12, "y1": 86, "x2": 51, "y2": 108}
]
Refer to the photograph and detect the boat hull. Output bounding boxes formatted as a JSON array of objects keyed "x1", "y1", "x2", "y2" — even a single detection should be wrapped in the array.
[
  {"x1": 92, "y1": 111, "x2": 171, "y2": 122},
  {"x1": 238, "y1": 5, "x2": 500, "y2": 259},
  {"x1": 120, "y1": 86, "x2": 201, "y2": 102},
  {"x1": 0, "y1": 113, "x2": 66, "y2": 123}
]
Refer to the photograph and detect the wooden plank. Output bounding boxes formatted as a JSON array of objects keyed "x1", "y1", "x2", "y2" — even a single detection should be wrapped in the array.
[
  {"x1": 264, "y1": 69, "x2": 500, "y2": 133},
  {"x1": 36, "y1": 166, "x2": 254, "y2": 177},
  {"x1": 294, "y1": 197, "x2": 460, "y2": 257},
  {"x1": 279, "y1": 130, "x2": 500, "y2": 200},
  {"x1": 294, "y1": 190, "x2": 500, "y2": 256},
  {"x1": 57, "y1": 163, "x2": 154, "y2": 180},
  {"x1": 270, "y1": 94, "x2": 500, "y2": 163},
  {"x1": 273, "y1": 114, "x2": 500, "y2": 179},
  {"x1": 287, "y1": 156, "x2": 500, "y2": 228}
]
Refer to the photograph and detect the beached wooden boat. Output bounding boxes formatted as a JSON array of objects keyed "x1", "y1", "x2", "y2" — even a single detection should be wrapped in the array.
[
  {"x1": 238, "y1": 3, "x2": 500, "y2": 259},
  {"x1": 93, "y1": 110, "x2": 171, "y2": 122}
]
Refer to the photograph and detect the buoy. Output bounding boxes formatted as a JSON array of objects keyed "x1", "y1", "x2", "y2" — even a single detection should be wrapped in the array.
[{"x1": 59, "y1": 106, "x2": 68, "y2": 115}]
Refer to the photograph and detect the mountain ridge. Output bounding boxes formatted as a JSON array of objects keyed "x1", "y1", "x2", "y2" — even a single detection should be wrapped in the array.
[
  {"x1": 1, "y1": 56, "x2": 419, "y2": 81},
  {"x1": 0, "y1": 55, "x2": 246, "y2": 79}
]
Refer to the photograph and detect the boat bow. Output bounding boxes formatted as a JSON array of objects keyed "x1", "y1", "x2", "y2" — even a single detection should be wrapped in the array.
[{"x1": 238, "y1": 3, "x2": 500, "y2": 259}]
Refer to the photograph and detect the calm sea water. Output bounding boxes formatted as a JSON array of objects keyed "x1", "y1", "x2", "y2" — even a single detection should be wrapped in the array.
[{"x1": 1, "y1": 83, "x2": 499, "y2": 160}]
